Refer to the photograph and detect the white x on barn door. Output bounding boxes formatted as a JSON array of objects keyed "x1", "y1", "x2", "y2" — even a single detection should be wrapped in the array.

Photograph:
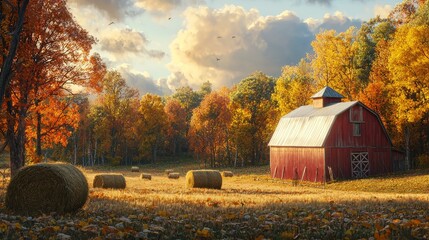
[{"x1": 351, "y1": 152, "x2": 369, "y2": 178}]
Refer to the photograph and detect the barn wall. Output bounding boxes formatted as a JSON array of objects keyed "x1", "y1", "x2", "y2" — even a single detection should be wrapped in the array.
[
  {"x1": 324, "y1": 103, "x2": 393, "y2": 179},
  {"x1": 324, "y1": 105, "x2": 391, "y2": 148},
  {"x1": 325, "y1": 147, "x2": 392, "y2": 180},
  {"x1": 270, "y1": 147, "x2": 325, "y2": 182}
]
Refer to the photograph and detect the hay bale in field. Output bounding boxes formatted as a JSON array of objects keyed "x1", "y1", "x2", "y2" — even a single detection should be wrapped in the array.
[
  {"x1": 93, "y1": 174, "x2": 126, "y2": 189},
  {"x1": 168, "y1": 172, "x2": 180, "y2": 179},
  {"x1": 222, "y1": 171, "x2": 233, "y2": 177},
  {"x1": 140, "y1": 173, "x2": 152, "y2": 180},
  {"x1": 186, "y1": 170, "x2": 222, "y2": 189},
  {"x1": 165, "y1": 169, "x2": 174, "y2": 175},
  {"x1": 5, "y1": 163, "x2": 88, "y2": 215},
  {"x1": 131, "y1": 166, "x2": 140, "y2": 172}
]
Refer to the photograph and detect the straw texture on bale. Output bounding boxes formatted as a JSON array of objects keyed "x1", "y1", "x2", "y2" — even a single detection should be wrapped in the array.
[
  {"x1": 222, "y1": 171, "x2": 234, "y2": 177},
  {"x1": 140, "y1": 173, "x2": 152, "y2": 180},
  {"x1": 186, "y1": 170, "x2": 222, "y2": 189},
  {"x1": 5, "y1": 163, "x2": 88, "y2": 215},
  {"x1": 131, "y1": 166, "x2": 140, "y2": 172},
  {"x1": 93, "y1": 174, "x2": 126, "y2": 189},
  {"x1": 165, "y1": 169, "x2": 174, "y2": 175},
  {"x1": 168, "y1": 172, "x2": 180, "y2": 179}
]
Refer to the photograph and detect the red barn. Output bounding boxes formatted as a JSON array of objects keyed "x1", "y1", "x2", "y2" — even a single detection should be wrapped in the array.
[{"x1": 269, "y1": 86, "x2": 400, "y2": 182}]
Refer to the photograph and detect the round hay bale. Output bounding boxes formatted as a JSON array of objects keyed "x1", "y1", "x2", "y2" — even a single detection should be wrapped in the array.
[
  {"x1": 165, "y1": 169, "x2": 174, "y2": 175},
  {"x1": 131, "y1": 166, "x2": 140, "y2": 172},
  {"x1": 186, "y1": 170, "x2": 222, "y2": 189},
  {"x1": 5, "y1": 163, "x2": 88, "y2": 215},
  {"x1": 140, "y1": 173, "x2": 152, "y2": 180},
  {"x1": 168, "y1": 172, "x2": 180, "y2": 179},
  {"x1": 222, "y1": 171, "x2": 234, "y2": 177},
  {"x1": 93, "y1": 174, "x2": 126, "y2": 189}
]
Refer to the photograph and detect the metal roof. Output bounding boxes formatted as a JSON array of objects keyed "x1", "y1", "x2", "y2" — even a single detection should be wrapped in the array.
[
  {"x1": 268, "y1": 101, "x2": 358, "y2": 147},
  {"x1": 311, "y1": 86, "x2": 344, "y2": 99}
]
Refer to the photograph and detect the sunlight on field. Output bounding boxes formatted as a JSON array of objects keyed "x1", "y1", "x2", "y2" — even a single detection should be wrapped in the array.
[
  {"x1": 2, "y1": 164, "x2": 429, "y2": 239},
  {"x1": 84, "y1": 167, "x2": 429, "y2": 213}
]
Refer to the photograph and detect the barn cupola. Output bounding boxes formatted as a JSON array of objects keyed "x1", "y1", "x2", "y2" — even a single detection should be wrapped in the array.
[{"x1": 311, "y1": 86, "x2": 344, "y2": 108}]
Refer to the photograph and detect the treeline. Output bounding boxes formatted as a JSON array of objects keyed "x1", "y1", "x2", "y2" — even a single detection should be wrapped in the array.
[
  {"x1": 52, "y1": 71, "x2": 277, "y2": 168},
  {"x1": 1, "y1": 0, "x2": 429, "y2": 171}
]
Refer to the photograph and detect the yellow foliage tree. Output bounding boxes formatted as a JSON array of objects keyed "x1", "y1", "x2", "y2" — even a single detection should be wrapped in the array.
[
  {"x1": 311, "y1": 27, "x2": 363, "y2": 100},
  {"x1": 389, "y1": 24, "x2": 429, "y2": 123},
  {"x1": 273, "y1": 59, "x2": 315, "y2": 116},
  {"x1": 388, "y1": 24, "x2": 429, "y2": 169},
  {"x1": 138, "y1": 94, "x2": 168, "y2": 163}
]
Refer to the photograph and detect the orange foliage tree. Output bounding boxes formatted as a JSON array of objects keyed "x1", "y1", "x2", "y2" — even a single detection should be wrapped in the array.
[
  {"x1": 3, "y1": 0, "x2": 104, "y2": 175},
  {"x1": 164, "y1": 98, "x2": 187, "y2": 158},
  {"x1": 189, "y1": 89, "x2": 232, "y2": 167},
  {"x1": 0, "y1": 0, "x2": 29, "y2": 106}
]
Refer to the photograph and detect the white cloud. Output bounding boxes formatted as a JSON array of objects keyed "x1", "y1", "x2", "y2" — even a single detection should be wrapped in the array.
[
  {"x1": 135, "y1": 0, "x2": 181, "y2": 13},
  {"x1": 167, "y1": 6, "x2": 314, "y2": 90},
  {"x1": 374, "y1": 4, "x2": 392, "y2": 19},
  {"x1": 68, "y1": 0, "x2": 137, "y2": 20},
  {"x1": 134, "y1": 0, "x2": 206, "y2": 16},
  {"x1": 313, "y1": 11, "x2": 361, "y2": 33},
  {"x1": 99, "y1": 28, "x2": 165, "y2": 60},
  {"x1": 167, "y1": 6, "x2": 360, "y2": 91},
  {"x1": 115, "y1": 64, "x2": 172, "y2": 95}
]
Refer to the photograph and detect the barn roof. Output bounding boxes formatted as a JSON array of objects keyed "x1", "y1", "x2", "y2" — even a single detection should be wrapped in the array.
[
  {"x1": 311, "y1": 86, "x2": 344, "y2": 99},
  {"x1": 268, "y1": 101, "x2": 358, "y2": 147}
]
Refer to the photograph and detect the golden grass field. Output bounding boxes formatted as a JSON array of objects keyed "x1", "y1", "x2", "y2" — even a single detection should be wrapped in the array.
[{"x1": 1, "y1": 160, "x2": 429, "y2": 239}]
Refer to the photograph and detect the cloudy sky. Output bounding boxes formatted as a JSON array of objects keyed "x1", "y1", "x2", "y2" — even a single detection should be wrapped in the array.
[{"x1": 67, "y1": 0, "x2": 401, "y2": 96}]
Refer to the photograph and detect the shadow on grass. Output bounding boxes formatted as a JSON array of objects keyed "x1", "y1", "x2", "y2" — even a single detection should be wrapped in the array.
[{"x1": 1, "y1": 187, "x2": 428, "y2": 239}]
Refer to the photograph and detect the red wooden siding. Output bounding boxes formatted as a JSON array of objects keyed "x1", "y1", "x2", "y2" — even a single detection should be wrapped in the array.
[
  {"x1": 324, "y1": 106, "x2": 391, "y2": 148},
  {"x1": 325, "y1": 148, "x2": 392, "y2": 179},
  {"x1": 270, "y1": 147, "x2": 324, "y2": 182},
  {"x1": 323, "y1": 106, "x2": 392, "y2": 179},
  {"x1": 269, "y1": 99, "x2": 401, "y2": 182}
]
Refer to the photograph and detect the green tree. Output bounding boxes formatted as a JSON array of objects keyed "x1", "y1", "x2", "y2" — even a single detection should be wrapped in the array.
[
  {"x1": 90, "y1": 71, "x2": 138, "y2": 164},
  {"x1": 230, "y1": 72, "x2": 276, "y2": 165}
]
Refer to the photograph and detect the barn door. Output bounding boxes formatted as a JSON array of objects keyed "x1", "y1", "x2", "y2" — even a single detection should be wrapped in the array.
[{"x1": 351, "y1": 152, "x2": 369, "y2": 178}]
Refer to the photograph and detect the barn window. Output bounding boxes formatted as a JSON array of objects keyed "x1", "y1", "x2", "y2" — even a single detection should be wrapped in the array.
[
  {"x1": 350, "y1": 106, "x2": 363, "y2": 122},
  {"x1": 353, "y1": 123, "x2": 361, "y2": 136}
]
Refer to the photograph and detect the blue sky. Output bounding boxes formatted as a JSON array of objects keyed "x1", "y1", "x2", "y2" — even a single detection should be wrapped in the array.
[{"x1": 68, "y1": 0, "x2": 402, "y2": 96}]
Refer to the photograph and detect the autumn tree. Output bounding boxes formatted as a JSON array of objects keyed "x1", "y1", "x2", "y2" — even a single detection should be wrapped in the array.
[
  {"x1": 388, "y1": 18, "x2": 429, "y2": 168},
  {"x1": 230, "y1": 72, "x2": 276, "y2": 165},
  {"x1": 311, "y1": 27, "x2": 365, "y2": 100},
  {"x1": 273, "y1": 59, "x2": 315, "y2": 116},
  {"x1": 171, "y1": 84, "x2": 211, "y2": 153},
  {"x1": 389, "y1": 0, "x2": 427, "y2": 26},
  {"x1": 138, "y1": 94, "x2": 168, "y2": 163},
  {"x1": 358, "y1": 19, "x2": 397, "y2": 142},
  {"x1": 189, "y1": 89, "x2": 232, "y2": 167},
  {"x1": 90, "y1": 71, "x2": 138, "y2": 165},
  {"x1": 164, "y1": 98, "x2": 187, "y2": 158},
  {"x1": 1, "y1": 0, "x2": 104, "y2": 175},
  {"x1": 0, "y1": 0, "x2": 29, "y2": 106}
]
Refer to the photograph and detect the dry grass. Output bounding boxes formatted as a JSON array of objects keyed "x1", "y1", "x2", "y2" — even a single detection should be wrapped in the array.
[
  {"x1": 1, "y1": 162, "x2": 429, "y2": 238},
  {"x1": 82, "y1": 166, "x2": 429, "y2": 211}
]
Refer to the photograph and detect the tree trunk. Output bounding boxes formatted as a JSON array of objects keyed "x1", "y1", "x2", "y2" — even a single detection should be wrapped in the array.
[
  {"x1": 0, "y1": 0, "x2": 29, "y2": 106},
  {"x1": 405, "y1": 125, "x2": 410, "y2": 170},
  {"x1": 35, "y1": 111, "x2": 42, "y2": 158},
  {"x1": 7, "y1": 91, "x2": 27, "y2": 176},
  {"x1": 94, "y1": 139, "x2": 97, "y2": 165},
  {"x1": 73, "y1": 133, "x2": 77, "y2": 165}
]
